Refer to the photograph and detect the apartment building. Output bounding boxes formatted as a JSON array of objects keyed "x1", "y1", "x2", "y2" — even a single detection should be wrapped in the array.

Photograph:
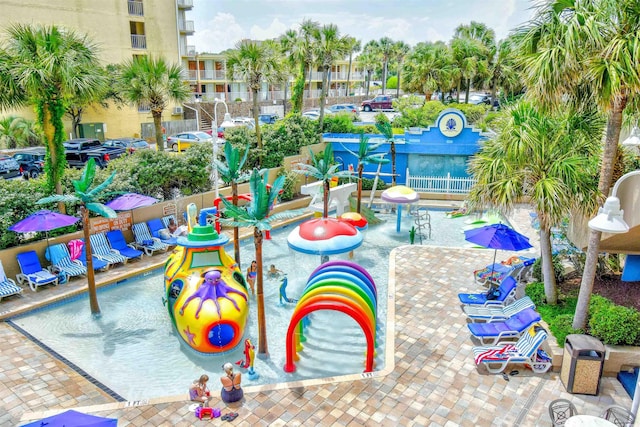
[{"x1": 0, "y1": 0, "x2": 193, "y2": 138}]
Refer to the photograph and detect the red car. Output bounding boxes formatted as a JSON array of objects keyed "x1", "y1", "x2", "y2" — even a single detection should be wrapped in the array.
[{"x1": 361, "y1": 95, "x2": 394, "y2": 112}]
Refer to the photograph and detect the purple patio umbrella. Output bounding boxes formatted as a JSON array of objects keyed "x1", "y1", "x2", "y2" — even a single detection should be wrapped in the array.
[
  {"x1": 20, "y1": 409, "x2": 117, "y2": 426},
  {"x1": 105, "y1": 193, "x2": 158, "y2": 210},
  {"x1": 464, "y1": 223, "x2": 533, "y2": 283},
  {"x1": 9, "y1": 209, "x2": 79, "y2": 233}
]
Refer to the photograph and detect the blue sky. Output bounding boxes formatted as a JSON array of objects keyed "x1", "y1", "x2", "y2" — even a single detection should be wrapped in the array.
[{"x1": 190, "y1": 0, "x2": 538, "y2": 53}]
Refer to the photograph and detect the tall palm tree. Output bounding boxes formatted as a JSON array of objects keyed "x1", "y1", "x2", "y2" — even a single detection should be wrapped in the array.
[
  {"x1": 226, "y1": 40, "x2": 279, "y2": 152},
  {"x1": 118, "y1": 56, "x2": 190, "y2": 152},
  {"x1": 468, "y1": 102, "x2": 602, "y2": 304},
  {"x1": 278, "y1": 30, "x2": 302, "y2": 116},
  {"x1": 485, "y1": 38, "x2": 522, "y2": 106},
  {"x1": 219, "y1": 169, "x2": 300, "y2": 356},
  {"x1": 293, "y1": 144, "x2": 353, "y2": 218},
  {"x1": 450, "y1": 37, "x2": 484, "y2": 103},
  {"x1": 344, "y1": 36, "x2": 361, "y2": 97},
  {"x1": 313, "y1": 24, "x2": 348, "y2": 138},
  {"x1": 402, "y1": 42, "x2": 454, "y2": 103},
  {"x1": 453, "y1": 22, "x2": 495, "y2": 102},
  {"x1": 0, "y1": 24, "x2": 105, "y2": 201},
  {"x1": 300, "y1": 19, "x2": 321, "y2": 100},
  {"x1": 37, "y1": 159, "x2": 117, "y2": 315},
  {"x1": 375, "y1": 37, "x2": 395, "y2": 95},
  {"x1": 516, "y1": 0, "x2": 640, "y2": 328},
  {"x1": 375, "y1": 122, "x2": 398, "y2": 187},
  {"x1": 393, "y1": 41, "x2": 411, "y2": 99},
  {"x1": 357, "y1": 42, "x2": 380, "y2": 98},
  {"x1": 0, "y1": 116, "x2": 37, "y2": 149},
  {"x1": 215, "y1": 141, "x2": 249, "y2": 268},
  {"x1": 341, "y1": 132, "x2": 389, "y2": 213}
]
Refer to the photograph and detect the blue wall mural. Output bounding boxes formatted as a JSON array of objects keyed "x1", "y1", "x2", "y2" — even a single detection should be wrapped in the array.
[{"x1": 326, "y1": 108, "x2": 490, "y2": 185}]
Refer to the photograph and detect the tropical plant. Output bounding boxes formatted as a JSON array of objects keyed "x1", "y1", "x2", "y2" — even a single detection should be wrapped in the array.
[
  {"x1": 468, "y1": 101, "x2": 603, "y2": 304},
  {"x1": 215, "y1": 141, "x2": 250, "y2": 267},
  {"x1": 393, "y1": 41, "x2": 411, "y2": 99},
  {"x1": 0, "y1": 116, "x2": 38, "y2": 149},
  {"x1": 452, "y1": 21, "x2": 495, "y2": 102},
  {"x1": 375, "y1": 37, "x2": 395, "y2": 95},
  {"x1": 516, "y1": 0, "x2": 640, "y2": 328},
  {"x1": 0, "y1": 24, "x2": 106, "y2": 201},
  {"x1": 226, "y1": 40, "x2": 280, "y2": 152},
  {"x1": 219, "y1": 169, "x2": 302, "y2": 356},
  {"x1": 357, "y1": 42, "x2": 380, "y2": 98},
  {"x1": 402, "y1": 41, "x2": 455, "y2": 101},
  {"x1": 375, "y1": 122, "x2": 398, "y2": 186},
  {"x1": 37, "y1": 159, "x2": 117, "y2": 315},
  {"x1": 341, "y1": 132, "x2": 388, "y2": 213},
  {"x1": 292, "y1": 144, "x2": 354, "y2": 218},
  {"x1": 117, "y1": 56, "x2": 190, "y2": 152},
  {"x1": 344, "y1": 36, "x2": 361, "y2": 96}
]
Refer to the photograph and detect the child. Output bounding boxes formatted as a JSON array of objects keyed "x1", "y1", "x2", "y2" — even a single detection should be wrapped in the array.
[
  {"x1": 267, "y1": 264, "x2": 283, "y2": 279},
  {"x1": 189, "y1": 374, "x2": 212, "y2": 406},
  {"x1": 246, "y1": 260, "x2": 257, "y2": 296}
]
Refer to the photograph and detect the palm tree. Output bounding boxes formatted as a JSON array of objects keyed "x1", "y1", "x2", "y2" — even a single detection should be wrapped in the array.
[
  {"x1": 37, "y1": 159, "x2": 117, "y2": 315},
  {"x1": 118, "y1": 56, "x2": 190, "y2": 152},
  {"x1": 214, "y1": 141, "x2": 249, "y2": 268},
  {"x1": 219, "y1": 169, "x2": 300, "y2": 356},
  {"x1": 300, "y1": 19, "x2": 321, "y2": 100},
  {"x1": 0, "y1": 116, "x2": 37, "y2": 149},
  {"x1": 393, "y1": 41, "x2": 411, "y2": 99},
  {"x1": 344, "y1": 37, "x2": 361, "y2": 96},
  {"x1": 293, "y1": 144, "x2": 353, "y2": 218},
  {"x1": 226, "y1": 40, "x2": 279, "y2": 152},
  {"x1": 341, "y1": 132, "x2": 389, "y2": 213},
  {"x1": 313, "y1": 24, "x2": 348, "y2": 137},
  {"x1": 452, "y1": 22, "x2": 495, "y2": 102},
  {"x1": 375, "y1": 122, "x2": 398, "y2": 186},
  {"x1": 516, "y1": 0, "x2": 640, "y2": 328},
  {"x1": 375, "y1": 37, "x2": 395, "y2": 95},
  {"x1": 450, "y1": 37, "x2": 484, "y2": 103},
  {"x1": 402, "y1": 42, "x2": 454, "y2": 102},
  {"x1": 468, "y1": 102, "x2": 602, "y2": 305},
  {"x1": 485, "y1": 38, "x2": 522, "y2": 106},
  {"x1": 0, "y1": 24, "x2": 105, "y2": 201},
  {"x1": 357, "y1": 43, "x2": 379, "y2": 98}
]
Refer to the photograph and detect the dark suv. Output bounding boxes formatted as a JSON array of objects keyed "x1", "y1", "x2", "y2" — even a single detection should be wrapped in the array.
[
  {"x1": 361, "y1": 95, "x2": 394, "y2": 112},
  {"x1": 0, "y1": 154, "x2": 21, "y2": 180},
  {"x1": 13, "y1": 148, "x2": 46, "y2": 179}
]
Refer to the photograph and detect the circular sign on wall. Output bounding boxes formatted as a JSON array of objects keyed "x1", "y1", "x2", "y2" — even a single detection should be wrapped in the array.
[{"x1": 438, "y1": 112, "x2": 464, "y2": 138}]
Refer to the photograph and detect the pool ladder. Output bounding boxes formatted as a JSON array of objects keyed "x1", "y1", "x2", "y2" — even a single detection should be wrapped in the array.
[{"x1": 412, "y1": 208, "x2": 431, "y2": 244}]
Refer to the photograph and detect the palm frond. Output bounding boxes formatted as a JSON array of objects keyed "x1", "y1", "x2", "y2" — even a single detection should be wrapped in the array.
[
  {"x1": 86, "y1": 202, "x2": 117, "y2": 218},
  {"x1": 37, "y1": 194, "x2": 79, "y2": 204}
]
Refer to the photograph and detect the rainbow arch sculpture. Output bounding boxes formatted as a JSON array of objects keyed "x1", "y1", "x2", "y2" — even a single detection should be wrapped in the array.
[{"x1": 283, "y1": 260, "x2": 378, "y2": 373}]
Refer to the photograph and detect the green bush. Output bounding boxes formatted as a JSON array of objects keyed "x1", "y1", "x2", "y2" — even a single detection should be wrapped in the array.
[
  {"x1": 386, "y1": 75, "x2": 398, "y2": 90},
  {"x1": 374, "y1": 113, "x2": 389, "y2": 125},
  {"x1": 588, "y1": 304, "x2": 640, "y2": 345},
  {"x1": 323, "y1": 113, "x2": 357, "y2": 133},
  {"x1": 525, "y1": 282, "x2": 546, "y2": 306},
  {"x1": 549, "y1": 314, "x2": 584, "y2": 346},
  {"x1": 532, "y1": 256, "x2": 565, "y2": 283},
  {"x1": 360, "y1": 177, "x2": 388, "y2": 191},
  {"x1": 276, "y1": 168, "x2": 299, "y2": 202}
]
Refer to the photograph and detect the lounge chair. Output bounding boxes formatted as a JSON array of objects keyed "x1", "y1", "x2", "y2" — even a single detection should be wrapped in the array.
[
  {"x1": 0, "y1": 260, "x2": 23, "y2": 301},
  {"x1": 162, "y1": 214, "x2": 177, "y2": 228},
  {"x1": 462, "y1": 296, "x2": 536, "y2": 323},
  {"x1": 474, "y1": 256, "x2": 535, "y2": 285},
  {"x1": 472, "y1": 327, "x2": 551, "y2": 373},
  {"x1": 131, "y1": 223, "x2": 169, "y2": 256},
  {"x1": 15, "y1": 250, "x2": 59, "y2": 292},
  {"x1": 105, "y1": 230, "x2": 144, "y2": 261},
  {"x1": 45, "y1": 243, "x2": 87, "y2": 283},
  {"x1": 74, "y1": 239, "x2": 110, "y2": 271},
  {"x1": 90, "y1": 233, "x2": 128, "y2": 266},
  {"x1": 146, "y1": 218, "x2": 177, "y2": 245},
  {"x1": 467, "y1": 307, "x2": 542, "y2": 344},
  {"x1": 458, "y1": 276, "x2": 518, "y2": 307}
]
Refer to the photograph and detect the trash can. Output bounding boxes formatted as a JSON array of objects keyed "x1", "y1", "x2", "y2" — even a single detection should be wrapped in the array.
[{"x1": 560, "y1": 334, "x2": 605, "y2": 395}]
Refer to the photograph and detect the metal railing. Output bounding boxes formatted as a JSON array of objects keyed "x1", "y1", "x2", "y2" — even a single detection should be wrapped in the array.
[
  {"x1": 177, "y1": 0, "x2": 194, "y2": 8},
  {"x1": 130, "y1": 34, "x2": 147, "y2": 50},
  {"x1": 178, "y1": 20, "x2": 194, "y2": 33},
  {"x1": 406, "y1": 171, "x2": 476, "y2": 194},
  {"x1": 128, "y1": 0, "x2": 143, "y2": 16}
]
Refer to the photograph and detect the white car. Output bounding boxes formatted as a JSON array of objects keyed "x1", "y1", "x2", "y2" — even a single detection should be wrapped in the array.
[{"x1": 167, "y1": 131, "x2": 213, "y2": 152}]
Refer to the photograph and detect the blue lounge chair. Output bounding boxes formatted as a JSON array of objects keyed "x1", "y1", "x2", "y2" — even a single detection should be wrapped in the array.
[
  {"x1": 75, "y1": 239, "x2": 109, "y2": 271},
  {"x1": 131, "y1": 223, "x2": 168, "y2": 256},
  {"x1": 45, "y1": 243, "x2": 87, "y2": 283},
  {"x1": 0, "y1": 260, "x2": 22, "y2": 301},
  {"x1": 15, "y1": 250, "x2": 59, "y2": 292},
  {"x1": 106, "y1": 230, "x2": 144, "y2": 261},
  {"x1": 90, "y1": 233, "x2": 128, "y2": 266},
  {"x1": 462, "y1": 296, "x2": 536, "y2": 323},
  {"x1": 458, "y1": 276, "x2": 518, "y2": 307},
  {"x1": 467, "y1": 307, "x2": 542, "y2": 345},
  {"x1": 472, "y1": 328, "x2": 551, "y2": 374},
  {"x1": 147, "y1": 218, "x2": 177, "y2": 245}
]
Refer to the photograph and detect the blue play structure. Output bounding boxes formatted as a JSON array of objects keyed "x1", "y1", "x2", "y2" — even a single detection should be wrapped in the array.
[
  {"x1": 617, "y1": 367, "x2": 638, "y2": 399},
  {"x1": 621, "y1": 254, "x2": 640, "y2": 282}
]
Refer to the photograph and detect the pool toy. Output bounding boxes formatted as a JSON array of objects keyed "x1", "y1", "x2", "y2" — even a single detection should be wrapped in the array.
[
  {"x1": 284, "y1": 260, "x2": 378, "y2": 373},
  {"x1": 380, "y1": 185, "x2": 420, "y2": 232},
  {"x1": 164, "y1": 203, "x2": 249, "y2": 354},
  {"x1": 279, "y1": 275, "x2": 298, "y2": 304},
  {"x1": 195, "y1": 406, "x2": 221, "y2": 420},
  {"x1": 235, "y1": 338, "x2": 255, "y2": 369}
]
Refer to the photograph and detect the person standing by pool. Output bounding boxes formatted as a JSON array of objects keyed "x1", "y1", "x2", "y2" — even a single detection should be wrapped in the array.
[
  {"x1": 220, "y1": 363, "x2": 243, "y2": 403},
  {"x1": 245, "y1": 260, "x2": 257, "y2": 296},
  {"x1": 189, "y1": 374, "x2": 212, "y2": 406}
]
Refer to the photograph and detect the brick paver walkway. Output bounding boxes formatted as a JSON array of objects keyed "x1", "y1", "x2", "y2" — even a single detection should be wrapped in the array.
[{"x1": 1, "y1": 206, "x2": 632, "y2": 426}]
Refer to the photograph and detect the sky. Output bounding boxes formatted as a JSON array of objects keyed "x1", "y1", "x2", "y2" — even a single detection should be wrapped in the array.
[{"x1": 189, "y1": 0, "x2": 539, "y2": 54}]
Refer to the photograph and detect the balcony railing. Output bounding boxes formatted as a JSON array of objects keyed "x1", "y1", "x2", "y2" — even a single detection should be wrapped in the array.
[
  {"x1": 178, "y1": 20, "x2": 195, "y2": 33},
  {"x1": 177, "y1": 0, "x2": 194, "y2": 9},
  {"x1": 187, "y1": 70, "x2": 228, "y2": 81},
  {"x1": 128, "y1": 0, "x2": 144, "y2": 16},
  {"x1": 187, "y1": 45, "x2": 196, "y2": 56},
  {"x1": 131, "y1": 34, "x2": 147, "y2": 50}
]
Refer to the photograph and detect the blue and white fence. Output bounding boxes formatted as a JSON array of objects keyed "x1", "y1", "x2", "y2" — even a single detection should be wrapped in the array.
[{"x1": 406, "y1": 170, "x2": 476, "y2": 194}]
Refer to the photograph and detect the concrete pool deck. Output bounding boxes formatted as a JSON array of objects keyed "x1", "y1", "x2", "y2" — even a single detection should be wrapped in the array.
[{"x1": 1, "y1": 204, "x2": 633, "y2": 426}]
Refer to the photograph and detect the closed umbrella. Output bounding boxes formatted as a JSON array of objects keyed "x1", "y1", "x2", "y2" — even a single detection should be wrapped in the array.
[{"x1": 464, "y1": 223, "x2": 533, "y2": 283}]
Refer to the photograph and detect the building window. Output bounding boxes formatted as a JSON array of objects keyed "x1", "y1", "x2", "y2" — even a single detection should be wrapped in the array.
[
  {"x1": 128, "y1": 0, "x2": 144, "y2": 16},
  {"x1": 130, "y1": 21, "x2": 146, "y2": 49}
]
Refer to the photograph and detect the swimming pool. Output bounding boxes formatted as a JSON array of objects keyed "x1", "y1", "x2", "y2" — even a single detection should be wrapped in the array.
[{"x1": 11, "y1": 208, "x2": 470, "y2": 400}]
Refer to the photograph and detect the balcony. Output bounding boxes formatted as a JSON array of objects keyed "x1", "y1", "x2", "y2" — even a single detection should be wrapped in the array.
[
  {"x1": 177, "y1": 0, "x2": 194, "y2": 9},
  {"x1": 178, "y1": 20, "x2": 195, "y2": 35},
  {"x1": 187, "y1": 45, "x2": 196, "y2": 56},
  {"x1": 131, "y1": 34, "x2": 147, "y2": 50},
  {"x1": 128, "y1": 0, "x2": 144, "y2": 16}
]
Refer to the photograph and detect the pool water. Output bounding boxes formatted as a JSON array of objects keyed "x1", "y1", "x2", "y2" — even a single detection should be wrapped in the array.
[{"x1": 11, "y1": 208, "x2": 469, "y2": 400}]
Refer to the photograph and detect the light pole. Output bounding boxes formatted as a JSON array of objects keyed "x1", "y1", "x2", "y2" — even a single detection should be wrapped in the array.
[{"x1": 213, "y1": 99, "x2": 233, "y2": 200}]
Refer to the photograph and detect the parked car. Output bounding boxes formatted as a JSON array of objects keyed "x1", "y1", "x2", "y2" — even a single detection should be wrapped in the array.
[
  {"x1": 467, "y1": 93, "x2": 491, "y2": 105},
  {"x1": 361, "y1": 95, "x2": 394, "y2": 112},
  {"x1": 327, "y1": 104, "x2": 360, "y2": 119},
  {"x1": 258, "y1": 113, "x2": 279, "y2": 125},
  {"x1": 103, "y1": 137, "x2": 151, "y2": 153},
  {"x1": 12, "y1": 148, "x2": 46, "y2": 178},
  {"x1": 0, "y1": 153, "x2": 21, "y2": 179},
  {"x1": 167, "y1": 131, "x2": 213, "y2": 152},
  {"x1": 302, "y1": 108, "x2": 334, "y2": 121},
  {"x1": 63, "y1": 138, "x2": 127, "y2": 168}
]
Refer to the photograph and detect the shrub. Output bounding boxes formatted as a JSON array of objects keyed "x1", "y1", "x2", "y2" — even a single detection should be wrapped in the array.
[
  {"x1": 549, "y1": 314, "x2": 584, "y2": 346},
  {"x1": 276, "y1": 168, "x2": 299, "y2": 202},
  {"x1": 532, "y1": 256, "x2": 565, "y2": 283},
  {"x1": 525, "y1": 282, "x2": 546, "y2": 306},
  {"x1": 386, "y1": 75, "x2": 397, "y2": 89},
  {"x1": 588, "y1": 304, "x2": 640, "y2": 345},
  {"x1": 374, "y1": 112, "x2": 389, "y2": 125},
  {"x1": 323, "y1": 114, "x2": 356, "y2": 133},
  {"x1": 361, "y1": 177, "x2": 387, "y2": 191}
]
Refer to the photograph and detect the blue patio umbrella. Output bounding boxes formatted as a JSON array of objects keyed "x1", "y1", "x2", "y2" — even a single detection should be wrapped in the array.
[
  {"x1": 464, "y1": 223, "x2": 533, "y2": 283},
  {"x1": 21, "y1": 409, "x2": 117, "y2": 426}
]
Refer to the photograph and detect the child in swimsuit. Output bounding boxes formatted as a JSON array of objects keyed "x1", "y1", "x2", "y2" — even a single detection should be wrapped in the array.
[{"x1": 246, "y1": 260, "x2": 257, "y2": 296}]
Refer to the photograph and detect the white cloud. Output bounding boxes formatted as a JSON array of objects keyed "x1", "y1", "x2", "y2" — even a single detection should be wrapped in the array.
[
  {"x1": 190, "y1": 12, "x2": 244, "y2": 53},
  {"x1": 249, "y1": 18, "x2": 288, "y2": 42}
]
